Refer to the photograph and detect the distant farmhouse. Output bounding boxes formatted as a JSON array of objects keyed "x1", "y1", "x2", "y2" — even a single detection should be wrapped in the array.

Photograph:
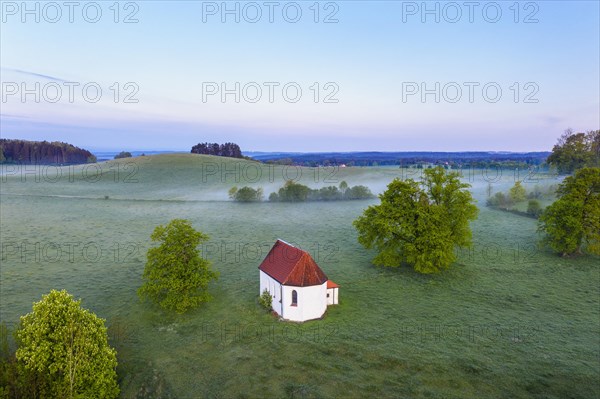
[{"x1": 259, "y1": 240, "x2": 339, "y2": 322}]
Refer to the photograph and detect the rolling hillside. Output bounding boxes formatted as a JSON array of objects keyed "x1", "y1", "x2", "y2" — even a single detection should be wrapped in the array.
[{"x1": 1, "y1": 154, "x2": 597, "y2": 398}]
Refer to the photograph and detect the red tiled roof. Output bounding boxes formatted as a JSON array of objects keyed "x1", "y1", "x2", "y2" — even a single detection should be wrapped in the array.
[
  {"x1": 327, "y1": 280, "x2": 339, "y2": 289},
  {"x1": 258, "y1": 240, "x2": 328, "y2": 286}
]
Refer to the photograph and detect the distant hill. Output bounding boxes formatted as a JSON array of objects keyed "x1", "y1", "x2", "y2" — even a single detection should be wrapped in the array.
[
  {"x1": 0, "y1": 153, "x2": 394, "y2": 201},
  {"x1": 246, "y1": 151, "x2": 552, "y2": 167},
  {"x1": 0, "y1": 139, "x2": 96, "y2": 165},
  {"x1": 92, "y1": 150, "x2": 180, "y2": 162}
]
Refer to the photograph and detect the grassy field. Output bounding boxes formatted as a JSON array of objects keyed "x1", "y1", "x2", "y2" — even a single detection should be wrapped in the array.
[{"x1": 1, "y1": 154, "x2": 598, "y2": 398}]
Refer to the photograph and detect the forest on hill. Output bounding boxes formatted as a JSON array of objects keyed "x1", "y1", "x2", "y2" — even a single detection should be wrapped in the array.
[
  {"x1": 191, "y1": 142, "x2": 243, "y2": 158},
  {"x1": 0, "y1": 139, "x2": 96, "y2": 165}
]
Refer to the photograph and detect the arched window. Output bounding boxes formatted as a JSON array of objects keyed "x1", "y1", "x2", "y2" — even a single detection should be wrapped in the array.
[{"x1": 291, "y1": 290, "x2": 297, "y2": 306}]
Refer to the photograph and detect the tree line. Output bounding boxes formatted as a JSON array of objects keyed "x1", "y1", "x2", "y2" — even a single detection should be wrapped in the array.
[
  {"x1": 0, "y1": 139, "x2": 96, "y2": 165},
  {"x1": 227, "y1": 181, "x2": 375, "y2": 202},
  {"x1": 191, "y1": 142, "x2": 243, "y2": 158},
  {"x1": 485, "y1": 181, "x2": 555, "y2": 218},
  {"x1": 257, "y1": 152, "x2": 551, "y2": 168},
  {"x1": 270, "y1": 181, "x2": 375, "y2": 202}
]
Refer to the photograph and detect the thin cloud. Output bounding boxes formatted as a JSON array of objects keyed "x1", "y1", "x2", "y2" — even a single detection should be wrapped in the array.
[
  {"x1": 543, "y1": 116, "x2": 563, "y2": 125},
  {"x1": 0, "y1": 113, "x2": 30, "y2": 119},
  {"x1": 1, "y1": 67, "x2": 68, "y2": 82}
]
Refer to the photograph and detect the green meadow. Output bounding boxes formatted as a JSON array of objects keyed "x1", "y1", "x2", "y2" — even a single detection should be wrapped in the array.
[{"x1": 1, "y1": 154, "x2": 598, "y2": 398}]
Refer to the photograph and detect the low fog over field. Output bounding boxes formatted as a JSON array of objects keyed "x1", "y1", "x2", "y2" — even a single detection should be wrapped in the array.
[
  {"x1": 0, "y1": 153, "x2": 595, "y2": 398},
  {"x1": 1, "y1": 154, "x2": 563, "y2": 205}
]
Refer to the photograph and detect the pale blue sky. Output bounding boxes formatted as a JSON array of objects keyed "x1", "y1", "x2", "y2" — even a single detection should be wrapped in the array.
[{"x1": 1, "y1": 1, "x2": 598, "y2": 151}]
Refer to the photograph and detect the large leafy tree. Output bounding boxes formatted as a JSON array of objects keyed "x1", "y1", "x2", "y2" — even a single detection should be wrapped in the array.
[
  {"x1": 547, "y1": 129, "x2": 599, "y2": 174},
  {"x1": 539, "y1": 167, "x2": 600, "y2": 256},
  {"x1": 138, "y1": 219, "x2": 219, "y2": 313},
  {"x1": 353, "y1": 167, "x2": 478, "y2": 274},
  {"x1": 15, "y1": 290, "x2": 119, "y2": 399}
]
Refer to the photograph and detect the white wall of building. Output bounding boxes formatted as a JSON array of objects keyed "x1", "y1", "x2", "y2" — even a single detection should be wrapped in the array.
[
  {"x1": 259, "y1": 271, "x2": 283, "y2": 316},
  {"x1": 260, "y1": 271, "x2": 333, "y2": 322},
  {"x1": 282, "y1": 282, "x2": 327, "y2": 322},
  {"x1": 326, "y1": 287, "x2": 339, "y2": 305}
]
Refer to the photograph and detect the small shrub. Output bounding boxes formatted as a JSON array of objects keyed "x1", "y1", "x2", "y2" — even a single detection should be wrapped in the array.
[
  {"x1": 527, "y1": 184, "x2": 542, "y2": 199},
  {"x1": 229, "y1": 186, "x2": 263, "y2": 202},
  {"x1": 259, "y1": 289, "x2": 272, "y2": 311},
  {"x1": 339, "y1": 181, "x2": 348, "y2": 194},
  {"x1": 344, "y1": 185, "x2": 375, "y2": 200},
  {"x1": 546, "y1": 184, "x2": 558, "y2": 196},
  {"x1": 114, "y1": 151, "x2": 132, "y2": 159},
  {"x1": 509, "y1": 181, "x2": 527, "y2": 202},
  {"x1": 269, "y1": 192, "x2": 279, "y2": 202},
  {"x1": 277, "y1": 181, "x2": 311, "y2": 202},
  {"x1": 314, "y1": 186, "x2": 341, "y2": 201},
  {"x1": 527, "y1": 200, "x2": 543, "y2": 218},
  {"x1": 486, "y1": 193, "x2": 499, "y2": 207},
  {"x1": 486, "y1": 192, "x2": 515, "y2": 209}
]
